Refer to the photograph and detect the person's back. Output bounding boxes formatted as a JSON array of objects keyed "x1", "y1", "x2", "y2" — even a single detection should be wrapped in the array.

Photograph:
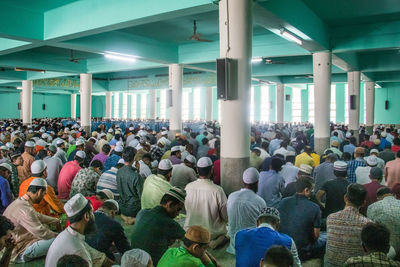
[
  {"x1": 325, "y1": 184, "x2": 371, "y2": 267},
  {"x1": 367, "y1": 188, "x2": 400, "y2": 259},
  {"x1": 44, "y1": 155, "x2": 62, "y2": 191},
  {"x1": 236, "y1": 226, "x2": 292, "y2": 267},
  {"x1": 380, "y1": 149, "x2": 395, "y2": 163},
  {"x1": 170, "y1": 162, "x2": 197, "y2": 189},
  {"x1": 117, "y1": 164, "x2": 143, "y2": 217},
  {"x1": 258, "y1": 170, "x2": 284, "y2": 207},
  {"x1": 313, "y1": 156, "x2": 337, "y2": 193},
  {"x1": 141, "y1": 174, "x2": 172, "y2": 209},
  {"x1": 385, "y1": 153, "x2": 400, "y2": 188},
  {"x1": 96, "y1": 166, "x2": 120, "y2": 199},
  {"x1": 57, "y1": 160, "x2": 82, "y2": 199}
]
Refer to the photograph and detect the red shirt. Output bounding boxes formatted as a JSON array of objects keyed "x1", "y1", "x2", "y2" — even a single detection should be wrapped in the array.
[
  {"x1": 391, "y1": 145, "x2": 400, "y2": 153},
  {"x1": 361, "y1": 180, "x2": 384, "y2": 215},
  {"x1": 86, "y1": 195, "x2": 103, "y2": 211},
  {"x1": 213, "y1": 159, "x2": 221, "y2": 185},
  {"x1": 57, "y1": 160, "x2": 82, "y2": 199}
]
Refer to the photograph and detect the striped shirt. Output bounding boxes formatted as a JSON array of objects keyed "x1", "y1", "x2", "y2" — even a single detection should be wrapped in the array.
[
  {"x1": 345, "y1": 252, "x2": 400, "y2": 267},
  {"x1": 347, "y1": 158, "x2": 366, "y2": 183},
  {"x1": 96, "y1": 167, "x2": 119, "y2": 198},
  {"x1": 325, "y1": 206, "x2": 372, "y2": 267}
]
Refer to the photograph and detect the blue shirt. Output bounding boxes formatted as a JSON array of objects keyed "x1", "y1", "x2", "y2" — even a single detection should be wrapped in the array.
[
  {"x1": 0, "y1": 176, "x2": 12, "y2": 214},
  {"x1": 379, "y1": 138, "x2": 391, "y2": 150},
  {"x1": 347, "y1": 158, "x2": 366, "y2": 183},
  {"x1": 343, "y1": 143, "x2": 356, "y2": 156},
  {"x1": 278, "y1": 194, "x2": 321, "y2": 250},
  {"x1": 269, "y1": 139, "x2": 282, "y2": 155},
  {"x1": 235, "y1": 224, "x2": 292, "y2": 267},
  {"x1": 103, "y1": 154, "x2": 121, "y2": 173},
  {"x1": 257, "y1": 170, "x2": 285, "y2": 208}
]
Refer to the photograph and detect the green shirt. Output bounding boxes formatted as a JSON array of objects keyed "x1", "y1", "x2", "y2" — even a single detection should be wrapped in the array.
[
  {"x1": 158, "y1": 246, "x2": 216, "y2": 267},
  {"x1": 130, "y1": 206, "x2": 185, "y2": 265},
  {"x1": 66, "y1": 144, "x2": 76, "y2": 158}
]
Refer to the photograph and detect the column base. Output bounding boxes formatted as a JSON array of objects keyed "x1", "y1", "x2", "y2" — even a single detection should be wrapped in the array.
[
  {"x1": 23, "y1": 122, "x2": 32, "y2": 126},
  {"x1": 314, "y1": 137, "x2": 330, "y2": 155},
  {"x1": 221, "y1": 157, "x2": 249, "y2": 195},
  {"x1": 366, "y1": 126, "x2": 374, "y2": 135},
  {"x1": 350, "y1": 130, "x2": 360, "y2": 144},
  {"x1": 169, "y1": 129, "x2": 181, "y2": 141},
  {"x1": 82, "y1": 126, "x2": 91, "y2": 134}
]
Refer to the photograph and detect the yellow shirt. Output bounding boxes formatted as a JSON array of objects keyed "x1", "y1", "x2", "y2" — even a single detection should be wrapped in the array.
[
  {"x1": 295, "y1": 152, "x2": 315, "y2": 168},
  {"x1": 311, "y1": 153, "x2": 320, "y2": 167}
]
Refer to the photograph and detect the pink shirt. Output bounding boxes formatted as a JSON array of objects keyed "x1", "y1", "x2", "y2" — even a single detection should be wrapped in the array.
[
  {"x1": 57, "y1": 160, "x2": 82, "y2": 199},
  {"x1": 385, "y1": 158, "x2": 400, "y2": 188}
]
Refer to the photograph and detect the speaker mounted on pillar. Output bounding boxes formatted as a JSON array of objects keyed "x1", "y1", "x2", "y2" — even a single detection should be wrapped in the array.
[
  {"x1": 350, "y1": 95, "x2": 356, "y2": 110},
  {"x1": 216, "y1": 58, "x2": 238, "y2": 100},
  {"x1": 167, "y1": 89, "x2": 173, "y2": 107}
]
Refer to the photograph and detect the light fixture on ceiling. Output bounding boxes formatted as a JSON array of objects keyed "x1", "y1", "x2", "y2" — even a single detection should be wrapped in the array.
[
  {"x1": 14, "y1": 67, "x2": 45, "y2": 73},
  {"x1": 16, "y1": 86, "x2": 22, "y2": 90},
  {"x1": 251, "y1": 57, "x2": 263, "y2": 63},
  {"x1": 280, "y1": 29, "x2": 302, "y2": 45},
  {"x1": 104, "y1": 52, "x2": 137, "y2": 63}
]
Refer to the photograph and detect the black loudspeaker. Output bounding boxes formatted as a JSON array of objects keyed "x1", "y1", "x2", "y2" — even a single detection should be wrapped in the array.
[
  {"x1": 167, "y1": 90, "x2": 173, "y2": 107},
  {"x1": 42, "y1": 104, "x2": 46, "y2": 110},
  {"x1": 285, "y1": 94, "x2": 291, "y2": 101},
  {"x1": 350, "y1": 95, "x2": 356, "y2": 110},
  {"x1": 216, "y1": 58, "x2": 237, "y2": 100},
  {"x1": 18, "y1": 103, "x2": 21, "y2": 110},
  {"x1": 385, "y1": 100, "x2": 389, "y2": 110}
]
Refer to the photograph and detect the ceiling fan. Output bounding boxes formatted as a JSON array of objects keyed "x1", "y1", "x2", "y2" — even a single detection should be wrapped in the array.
[
  {"x1": 68, "y1": 50, "x2": 85, "y2": 63},
  {"x1": 294, "y1": 75, "x2": 314, "y2": 79},
  {"x1": 188, "y1": 20, "x2": 212, "y2": 42},
  {"x1": 265, "y1": 59, "x2": 285, "y2": 64}
]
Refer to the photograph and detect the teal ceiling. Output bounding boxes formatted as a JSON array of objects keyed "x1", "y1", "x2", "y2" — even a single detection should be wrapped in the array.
[
  {"x1": 0, "y1": 0, "x2": 399, "y2": 92},
  {"x1": 1, "y1": 0, "x2": 79, "y2": 12}
]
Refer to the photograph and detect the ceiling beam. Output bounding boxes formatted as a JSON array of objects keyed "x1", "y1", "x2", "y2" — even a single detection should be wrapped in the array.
[{"x1": 43, "y1": 0, "x2": 217, "y2": 42}]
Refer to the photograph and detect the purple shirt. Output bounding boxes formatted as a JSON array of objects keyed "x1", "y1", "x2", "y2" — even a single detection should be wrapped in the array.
[
  {"x1": 90, "y1": 152, "x2": 109, "y2": 165},
  {"x1": 169, "y1": 155, "x2": 182, "y2": 165}
]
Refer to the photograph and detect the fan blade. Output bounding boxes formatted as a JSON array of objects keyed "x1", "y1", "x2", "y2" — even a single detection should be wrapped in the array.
[{"x1": 196, "y1": 38, "x2": 212, "y2": 42}]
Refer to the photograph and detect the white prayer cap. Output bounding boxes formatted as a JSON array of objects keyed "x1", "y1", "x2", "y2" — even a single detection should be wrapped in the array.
[
  {"x1": 128, "y1": 139, "x2": 139, "y2": 148},
  {"x1": 114, "y1": 145, "x2": 123, "y2": 152},
  {"x1": 30, "y1": 178, "x2": 47, "y2": 188},
  {"x1": 108, "y1": 129, "x2": 113, "y2": 133},
  {"x1": 76, "y1": 150, "x2": 86, "y2": 159},
  {"x1": 56, "y1": 139, "x2": 64, "y2": 145},
  {"x1": 157, "y1": 139, "x2": 165, "y2": 146},
  {"x1": 129, "y1": 127, "x2": 134, "y2": 131},
  {"x1": 161, "y1": 127, "x2": 167, "y2": 130},
  {"x1": 64, "y1": 193, "x2": 89, "y2": 217},
  {"x1": 366, "y1": 155, "x2": 378, "y2": 166},
  {"x1": 41, "y1": 133, "x2": 49, "y2": 139},
  {"x1": 39, "y1": 128, "x2": 45, "y2": 133},
  {"x1": 197, "y1": 157, "x2": 213, "y2": 168},
  {"x1": 25, "y1": 141, "x2": 35, "y2": 148},
  {"x1": 184, "y1": 155, "x2": 196, "y2": 164},
  {"x1": 161, "y1": 131, "x2": 168, "y2": 135},
  {"x1": 242, "y1": 167, "x2": 260, "y2": 184},
  {"x1": 121, "y1": 249, "x2": 151, "y2": 267},
  {"x1": 299, "y1": 164, "x2": 313, "y2": 175},
  {"x1": 381, "y1": 131, "x2": 387, "y2": 137},
  {"x1": 31, "y1": 160, "x2": 47, "y2": 174},
  {"x1": 333, "y1": 161, "x2": 347, "y2": 172},
  {"x1": 97, "y1": 189, "x2": 114, "y2": 200},
  {"x1": 286, "y1": 151, "x2": 296, "y2": 157},
  {"x1": 98, "y1": 133, "x2": 106, "y2": 138},
  {"x1": 76, "y1": 139, "x2": 85, "y2": 146},
  {"x1": 158, "y1": 159, "x2": 173, "y2": 170},
  {"x1": 0, "y1": 163, "x2": 12, "y2": 172},
  {"x1": 370, "y1": 149, "x2": 379, "y2": 155},
  {"x1": 171, "y1": 146, "x2": 181, "y2": 153},
  {"x1": 116, "y1": 141, "x2": 124, "y2": 147},
  {"x1": 0, "y1": 146, "x2": 8, "y2": 151},
  {"x1": 345, "y1": 132, "x2": 352, "y2": 138},
  {"x1": 115, "y1": 130, "x2": 121, "y2": 135},
  {"x1": 118, "y1": 158, "x2": 125, "y2": 164},
  {"x1": 104, "y1": 199, "x2": 119, "y2": 212}
]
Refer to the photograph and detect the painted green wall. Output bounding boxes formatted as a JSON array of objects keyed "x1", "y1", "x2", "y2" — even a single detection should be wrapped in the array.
[{"x1": 374, "y1": 84, "x2": 400, "y2": 124}]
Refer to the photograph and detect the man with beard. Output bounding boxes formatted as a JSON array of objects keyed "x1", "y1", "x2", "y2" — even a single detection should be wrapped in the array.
[
  {"x1": 45, "y1": 193, "x2": 114, "y2": 267},
  {"x1": 3, "y1": 178, "x2": 60, "y2": 263}
]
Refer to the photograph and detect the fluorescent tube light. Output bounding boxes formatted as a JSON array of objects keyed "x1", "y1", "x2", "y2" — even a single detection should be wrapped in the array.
[
  {"x1": 15, "y1": 67, "x2": 45, "y2": 73},
  {"x1": 104, "y1": 53, "x2": 137, "y2": 63},
  {"x1": 16, "y1": 86, "x2": 22, "y2": 89},
  {"x1": 251, "y1": 57, "x2": 263, "y2": 63},
  {"x1": 280, "y1": 29, "x2": 302, "y2": 45}
]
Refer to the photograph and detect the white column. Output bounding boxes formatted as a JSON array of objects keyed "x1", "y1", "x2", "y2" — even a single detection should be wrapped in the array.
[
  {"x1": 206, "y1": 87, "x2": 213, "y2": 122},
  {"x1": 80, "y1": 74, "x2": 92, "y2": 133},
  {"x1": 365, "y1": 81, "x2": 375, "y2": 135},
  {"x1": 168, "y1": 64, "x2": 183, "y2": 139},
  {"x1": 22, "y1": 80, "x2": 32, "y2": 125},
  {"x1": 313, "y1": 52, "x2": 332, "y2": 154},
  {"x1": 276, "y1": 83, "x2": 284, "y2": 124},
  {"x1": 105, "y1": 92, "x2": 112, "y2": 119},
  {"x1": 348, "y1": 71, "x2": 361, "y2": 141},
  {"x1": 71, "y1": 93, "x2": 77, "y2": 119},
  {"x1": 219, "y1": 0, "x2": 252, "y2": 194},
  {"x1": 150, "y1": 90, "x2": 156, "y2": 120}
]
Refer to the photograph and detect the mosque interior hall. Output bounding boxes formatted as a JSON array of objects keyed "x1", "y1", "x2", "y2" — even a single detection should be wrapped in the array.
[{"x1": 1, "y1": 0, "x2": 400, "y2": 266}]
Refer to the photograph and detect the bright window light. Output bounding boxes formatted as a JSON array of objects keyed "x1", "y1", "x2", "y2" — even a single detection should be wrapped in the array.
[
  {"x1": 280, "y1": 29, "x2": 302, "y2": 45},
  {"x1": 251, "y1": 57, "x2": 263, "y2": 63},
  {"x1": 104, "y1": 53, "x2": 137, "y2": 62}
]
